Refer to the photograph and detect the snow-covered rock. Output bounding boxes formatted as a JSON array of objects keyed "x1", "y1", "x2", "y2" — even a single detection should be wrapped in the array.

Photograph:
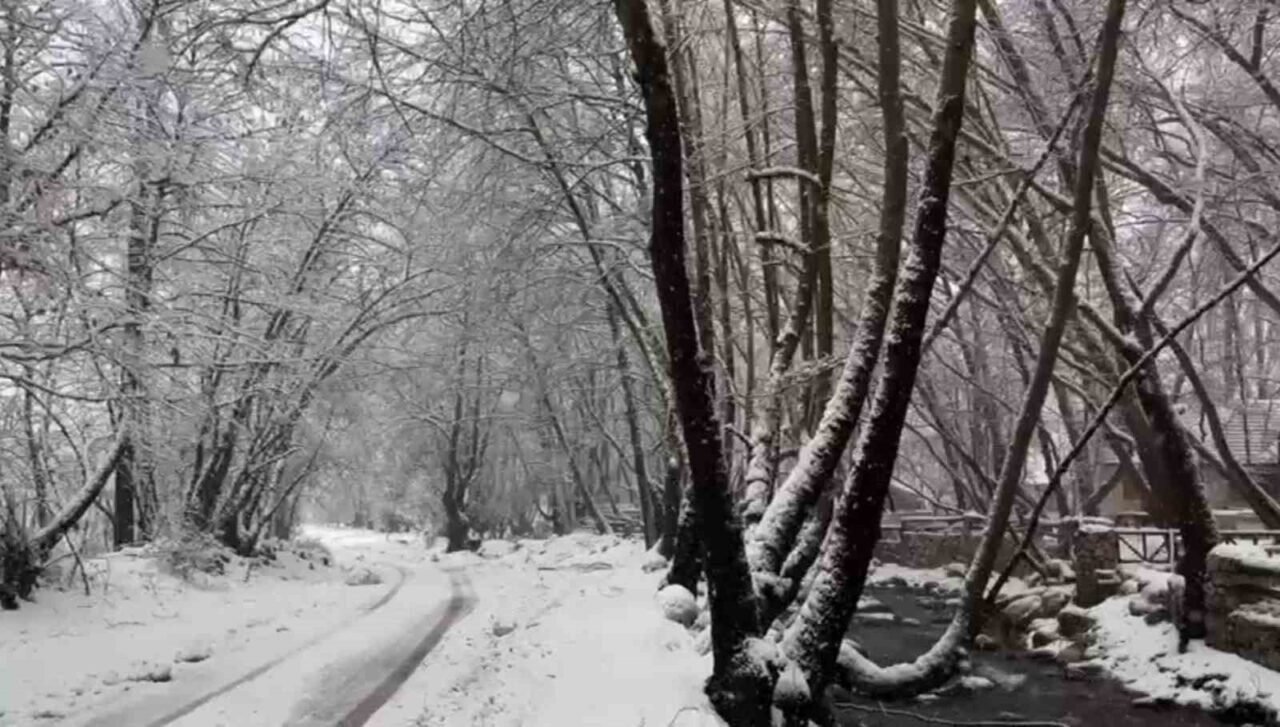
[
  {"x1": 477, "y1": 539, "x2": 520, "y2": 559},
  {"x1": 1038, "y1": 588, "x2": 1071, "y2": 617},
  {"x1": 641, "y1": 547, "x2": 669, "y2": 573},
  {"x1": 1002, "y1": 594, "x2": 1042, "y2": 625},
  {"x1": 959, "y1": 675, "x2": 994, "y2": 691},
  {"x1": 1057, "y1": 604, "x2": 1096, "y2": 638},
  {"x1": 174, "y1": 643, "x2": 213, "y2": 664},
  {"x1": 657, "y1": 585, "x2": 699, "y2": 627},
  {"x1": 343, "y1": 566, "x2": 382, "y2": 586}
]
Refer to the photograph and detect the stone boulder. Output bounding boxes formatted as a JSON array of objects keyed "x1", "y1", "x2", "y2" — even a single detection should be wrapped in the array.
[
  {"x1": 1001, "y1": 594, "x2": 1043, "y2": 626},
  {"x1": 657, "y1": 585, "x2": 700, "y2": 627},
  {"x1": 1057, "y1": 604, "x2": 1096, "y2": 639}
]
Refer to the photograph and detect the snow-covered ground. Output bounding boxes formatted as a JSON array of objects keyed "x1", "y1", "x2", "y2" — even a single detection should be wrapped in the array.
[
  {"x1": 0, "y1": 528, "x2": 720, "y2": 727},
  {"x1": 16, "y1": 524, "x2": 1280, "y2": 727},
  {"x1": 0, "y1": 527, "x2": 437, "y2": 726},
  {"x1": 1090, "y1": 568, "x2": 1280, "y2": 721},
  {"x1": 366, "y1": 532, "x2": 720, "y2": 727}
]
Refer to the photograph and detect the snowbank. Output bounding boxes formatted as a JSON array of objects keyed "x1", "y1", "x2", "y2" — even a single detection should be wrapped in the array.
[
  {"x1": 365, "y1": 533, "x2": 722, "y2": 727},
  {"x1": 1090, "y1": 592, "x2": 1280, "y2": 721}
]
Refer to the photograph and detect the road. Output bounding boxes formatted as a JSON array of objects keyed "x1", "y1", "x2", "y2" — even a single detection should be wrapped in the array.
[{"x1": 71, "y1": 534, "x2": 475, "y2": 727}]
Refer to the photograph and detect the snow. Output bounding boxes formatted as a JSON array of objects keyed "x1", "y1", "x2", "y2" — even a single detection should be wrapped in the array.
[
  {"x1": 1090, "y1": 590, "x2": 1280, "y2": 718},
  {"x1": 2, "y1": 527, "x2": 722, "y2": 726},
  {"x1": 1211, "y1": 541, "x2": 1280, "y2": 574},
  {"x1": 366, "y1": 531, "x2": 722, "y2": 727},
  {"x1": 658, "y1": 584, "x2": 700, "y2": 626}
]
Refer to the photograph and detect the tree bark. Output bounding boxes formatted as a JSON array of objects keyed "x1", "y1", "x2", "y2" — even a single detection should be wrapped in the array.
[
  {"x1": 748, "y1": 0, "x2": 907, "y2": 583},
  {"x1": 613, "y1": 1, "x2": 767, "y2": 721},
  {"x1": 781, "y1": 0, "x2": 980, "y2": 703}
]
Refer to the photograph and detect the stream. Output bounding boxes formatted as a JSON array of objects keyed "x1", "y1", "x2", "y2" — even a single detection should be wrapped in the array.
[{"x1": 833, "y1": 585, "x2": 1228, "y2": 726}]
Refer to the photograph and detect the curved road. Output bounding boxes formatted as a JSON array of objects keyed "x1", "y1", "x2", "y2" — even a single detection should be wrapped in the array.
[{"x1": 80, "y1": 560, "x2": 475, "y2": 727}]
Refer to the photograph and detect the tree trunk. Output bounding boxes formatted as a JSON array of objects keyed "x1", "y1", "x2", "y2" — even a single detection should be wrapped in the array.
[
  {"x1": 780, "y1": 0, "x2": 979, "y2": 702},
  {"x1": 748, "y1": 0, "x2": 907, "y2": 581},
  {"x1": 613, "y1": 1, "x2": 767, "y2": 721},
  {"x1": 609, "y1": 301, "x2": 657, "y2": 547}
]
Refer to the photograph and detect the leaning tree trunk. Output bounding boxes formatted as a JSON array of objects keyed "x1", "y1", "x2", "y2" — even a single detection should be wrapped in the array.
[
  {"x1": 613, "y1": 0, "x2": 768, "y2": 723},
  {"x1": 748, "y1": 0, "x2": 906, "y2": 585},
  {"x1": 779, "y1": 0, "x2": 979, "y2": 706}
]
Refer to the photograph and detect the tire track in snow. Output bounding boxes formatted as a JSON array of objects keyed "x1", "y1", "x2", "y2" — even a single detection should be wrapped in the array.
[
  {"x1": 333, "y1": 568, "x2": 476, "y2": 726},
  {"x1": 135, "y1": 562, "x2": 410, "y2": 727}
]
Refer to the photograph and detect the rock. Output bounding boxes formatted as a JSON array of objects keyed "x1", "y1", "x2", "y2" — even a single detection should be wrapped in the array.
[
  {"x1": 1129, "y1": 597, "x2": 1162, "y2": 617},
  {"x1": 492, "y1": 617, "x2": 517, "y2": 637},
  {"x1": 1056, "y1": 643, "x2": 1086, "y2": 664},
  {"x1": 1027, "y1": 646, "x2": 1059, "y2": 662},
  {"x1": 883, "y1": 575, "x2": 908, "y2": 589},
  {"x1": 959, "y1": 675, "x2": 995, "y2": 691},
  {"x1": 1064, "y1": 660, "x2": 1107, "y2": 680},
  {"x1": 477, "y1": 540, "x2": 519, "y2": 559},
  {"x1": 1143, "y1": 609, "x2": 1170, "y2": 625},
  {"x1": 1039, "y1": 588, "x2": 1071, "y2": 617},
  {"x1": 344, "y1": 567, "x2": 383, "y2": 586},
  {"x1": 174, "y1": 644, "x2": 213, "y2": 664},
  {"x1": 1002, "y1": 594, "x2": 1043, "y2": 626},
  {"x1": 1057, "y1": 604, "x2": 1096, "y2": 638},
  {"x1": 652, "y1": 619, "x2": 692, "y2": 652},
  {"x1": 853, "y1": 612, "x2": 896, "y2": 626},
  {"x1": 973, "y1": 663, "x2": 1026, "y2": 691},
  {"x1": 641, "y1": 549, "x2": 668, "y2": 573},
  {"x1": 657, "y1": 585, "x2": 699, "y2": 627},
  {"x1": 126, "y1": 662, "x2": 172, "y2": 683},
  {"x1": 974, "y1": 633, "x2": 998, "y2": 651},
  {"x1": 944, "y1": 562, "x2": 967, "y2": 579},
  {"x1": 859, "y1": 595, "x2": 892, "y2": 614},
  {"x1": 1030, "y1": 628, "x2": 1057, "y2": 648},
  {"x1": 1045, "y1": 559, "x2": 1076, "y2": 583}
]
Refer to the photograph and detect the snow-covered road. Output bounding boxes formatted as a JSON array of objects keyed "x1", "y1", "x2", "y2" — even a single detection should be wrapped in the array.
[{"x1": 1, "y1": 527, "x2": 473, "y2": 727}]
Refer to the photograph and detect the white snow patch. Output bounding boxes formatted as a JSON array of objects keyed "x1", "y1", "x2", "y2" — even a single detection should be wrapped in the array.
[
  {"x1": 1090, "y1": 594, "x2": 1280, "y2": 718},
  {"x1": 365, "y1": 533, "x2": 723, "y2": 727}
]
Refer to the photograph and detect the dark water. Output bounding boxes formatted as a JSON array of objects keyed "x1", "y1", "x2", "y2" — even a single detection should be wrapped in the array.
[{"x1": 833, "y1": 585, "x2": 1230, "y2": 727}]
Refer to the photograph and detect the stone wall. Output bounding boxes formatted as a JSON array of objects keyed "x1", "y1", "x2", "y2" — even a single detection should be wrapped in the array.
[
  {"x1": 1206, "y1": 544, "x2": 1280, "y2": 671},
  {"x1": 874, "y1": 531, "x2": 1012, "y2": 570},
  {"x1": 1073, "y1": 527, "x2": 1120, "y2": 607}
]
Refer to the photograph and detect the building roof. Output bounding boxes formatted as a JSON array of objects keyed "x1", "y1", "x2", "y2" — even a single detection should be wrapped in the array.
[
  {"x1": 1179, "y1": 400, "x2": 1280, "y2": 465},
  {"x1": 1103, "y1": 399, "x2": 1280, "y2": 466}
]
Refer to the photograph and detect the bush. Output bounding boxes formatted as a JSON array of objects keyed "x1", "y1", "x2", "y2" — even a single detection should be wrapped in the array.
[
  {"x1": 290, "y1": 536, "x2": 334, "y2": 566},
  {"x1": 154, "y1": 530, "x2": 234, "y2": 581}
]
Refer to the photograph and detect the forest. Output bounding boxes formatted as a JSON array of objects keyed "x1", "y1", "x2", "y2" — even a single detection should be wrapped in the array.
[{"x1": 4, "y1": 0, "x2": 1280, "y2": 724}]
